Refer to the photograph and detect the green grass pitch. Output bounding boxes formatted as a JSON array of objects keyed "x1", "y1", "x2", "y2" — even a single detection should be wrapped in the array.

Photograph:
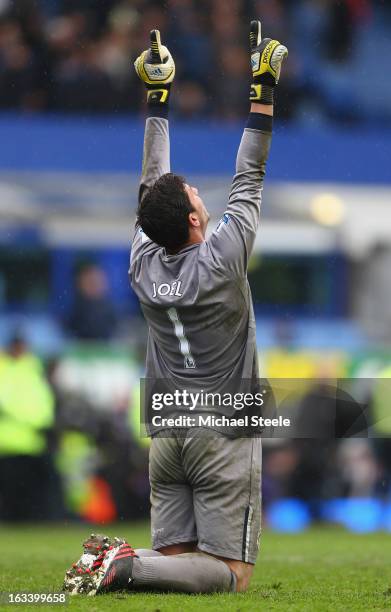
[{"x1": 0, "y1": 523, "x2": 390, "y2": 611}]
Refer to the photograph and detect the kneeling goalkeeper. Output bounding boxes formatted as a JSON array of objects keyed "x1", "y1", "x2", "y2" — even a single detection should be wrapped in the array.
[{"x1": 66, "y1": 20, "x2": 287, "y2": 595}]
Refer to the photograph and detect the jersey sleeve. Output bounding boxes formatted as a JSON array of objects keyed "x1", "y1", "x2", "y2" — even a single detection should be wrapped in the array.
[
  {"x1": 208, "y1": 113, "x2": 273, "y2": 278},
  {"x1": 131, "y1": 114, "x2": 170, "y2": 266}
]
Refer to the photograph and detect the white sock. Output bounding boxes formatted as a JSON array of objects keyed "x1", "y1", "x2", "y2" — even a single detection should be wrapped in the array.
[
  {"x1": 134, "y1": 548, "x2": 163, "y2": 558},
  {"x1": 131, "y1": 552, "x2": 236, "y2": 593}
]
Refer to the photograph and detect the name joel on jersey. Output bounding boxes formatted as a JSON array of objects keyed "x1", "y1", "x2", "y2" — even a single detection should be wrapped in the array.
[{"x1": 152, "y1": 281, "x2": 183, "y2": 298}]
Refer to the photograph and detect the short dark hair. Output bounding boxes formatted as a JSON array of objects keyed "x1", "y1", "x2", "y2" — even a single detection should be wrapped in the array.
[{"x1": 137, "y1": 173, "x2": 193, "y2": 251}]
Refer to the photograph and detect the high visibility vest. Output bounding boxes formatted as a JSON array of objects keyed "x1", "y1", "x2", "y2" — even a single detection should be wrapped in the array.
[
  {"x1": 128, "y1": 385, "x2": 150, "y2": 448},
  {"x1": 372, "y1": 365, "x2": 391, "y2": 434},
  {"x1": 0, "y1": 353, "x2": 54, "y2": 456}
]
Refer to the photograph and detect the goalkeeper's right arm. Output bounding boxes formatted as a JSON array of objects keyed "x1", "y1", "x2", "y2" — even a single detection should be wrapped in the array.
[
  {"x1": 249, "y1": 19, "x2": 288, "y2": 106},
  {"x1": 209, "y1": 21, "x2": 288, "y2": 278}
]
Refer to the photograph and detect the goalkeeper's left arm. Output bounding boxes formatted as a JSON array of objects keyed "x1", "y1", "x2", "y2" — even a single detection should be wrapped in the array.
[
  {"x1": 134, "y1": 30, "x2": 175, "y2": 204},
  {"x1": 130, "y1": 30, "x2": 174, "y2": 261}
]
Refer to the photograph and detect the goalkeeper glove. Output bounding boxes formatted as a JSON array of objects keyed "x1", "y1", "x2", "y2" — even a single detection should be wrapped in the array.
[
  {"x1": 134, "y1": 30, "x2": 175, "y2": 106},
  {"x1": 249, "y1": 20, "x2": 288, "y2": 105}
]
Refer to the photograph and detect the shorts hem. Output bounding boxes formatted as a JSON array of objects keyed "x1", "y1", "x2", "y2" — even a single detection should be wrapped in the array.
[
  {"x1": 197, "y1": 542, "x2": 257, "y2": 565},
  {"x1": 152, "y1": 535, "x2": 198, "y2": 550}
]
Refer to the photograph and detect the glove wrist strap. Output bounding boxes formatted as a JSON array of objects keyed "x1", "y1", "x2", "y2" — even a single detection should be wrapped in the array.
[
  {"x1": 250, "y1": 83, "x2": 274, "y2": 105},
  {"x1": 147, "y1": 85, "x2": 171, "y2": 106}
]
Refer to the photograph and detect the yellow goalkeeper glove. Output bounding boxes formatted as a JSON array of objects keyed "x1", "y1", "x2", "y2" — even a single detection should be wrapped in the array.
[
  {"x1": 249, "y1": 20, "x2": 288, "y2": 105},
  {"x1": 134, "y1": 30, "x2": 175, "y2": 106}
]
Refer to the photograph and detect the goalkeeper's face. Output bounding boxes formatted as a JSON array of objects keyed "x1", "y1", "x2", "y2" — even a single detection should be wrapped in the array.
[{"x1": 185, "y1": 184, "x2": 210, "y2": 238}]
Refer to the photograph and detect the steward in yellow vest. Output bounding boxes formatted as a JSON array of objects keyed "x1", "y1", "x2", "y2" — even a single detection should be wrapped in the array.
[{"x1": 0, "y1": 336, "x2": 55, "y2": 521}]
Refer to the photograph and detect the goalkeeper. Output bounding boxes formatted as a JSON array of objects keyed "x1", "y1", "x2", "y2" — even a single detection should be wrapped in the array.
[{"x1": 64, "y1": 21, "x2": 287, "y2": 595}]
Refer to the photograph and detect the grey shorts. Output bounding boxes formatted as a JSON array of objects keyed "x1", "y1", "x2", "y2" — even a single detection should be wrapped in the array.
[{"x1": 149, "y1": 429, "x2": 262, "y2": 564}]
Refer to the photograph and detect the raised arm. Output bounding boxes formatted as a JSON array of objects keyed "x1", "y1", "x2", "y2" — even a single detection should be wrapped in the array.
[
  {"x1": 139, "y1": 114, "x2": 170, "y2": 204},
  {"x1": 131, "y1": 30, "x2": 175, "y2": 260},
  {"x1": 209, "y1": 21, "x2": 288, "y2": 277}
]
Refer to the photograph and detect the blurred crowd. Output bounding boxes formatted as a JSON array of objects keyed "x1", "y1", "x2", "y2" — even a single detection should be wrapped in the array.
[
  {"x1": 0, "y1": 0, "x2": 389, "y2": 121},
  {"x1": 0, "y1": 332, "x2": 150, "y2": 522}
]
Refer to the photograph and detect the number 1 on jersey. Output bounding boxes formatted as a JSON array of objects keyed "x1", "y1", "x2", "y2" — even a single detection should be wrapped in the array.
[{"x1": 167, "y1": 307, "x2": 196, "y2": 369}]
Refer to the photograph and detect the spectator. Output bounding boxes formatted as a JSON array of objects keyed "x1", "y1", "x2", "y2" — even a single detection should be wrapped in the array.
[
  {"x1": 0, "y1": 334, "x2": 59, "y2": 521},
  {"x1": 0, "y1": 0, "x2": 387, "y2": 123},
  {"x1": 67, "y1": 264, "x2": 118, "y2": 340}
]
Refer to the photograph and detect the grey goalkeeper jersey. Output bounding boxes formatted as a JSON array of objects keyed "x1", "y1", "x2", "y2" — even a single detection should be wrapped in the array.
[{"x1": 130, "y1": 116, "x2": 272, "y2": 421}]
